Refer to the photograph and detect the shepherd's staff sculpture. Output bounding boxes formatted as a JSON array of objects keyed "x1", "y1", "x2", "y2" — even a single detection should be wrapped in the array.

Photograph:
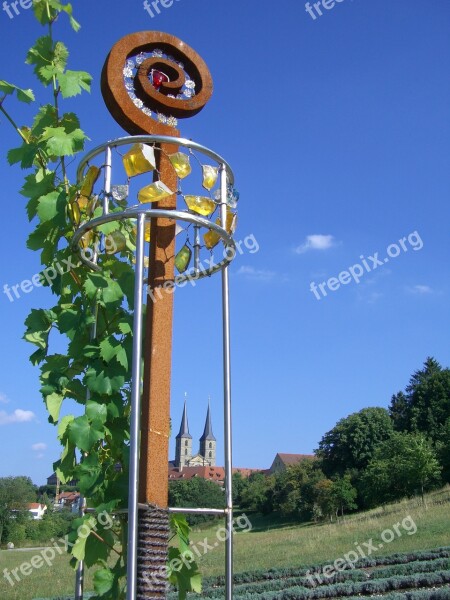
[{"x1": 72, "y1": 31, "x2": 237, "y2": 600}]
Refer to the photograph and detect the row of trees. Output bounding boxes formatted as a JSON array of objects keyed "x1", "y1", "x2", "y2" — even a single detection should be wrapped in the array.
[
  {"x1": 0, "y1": 476, "x2": 75, "y2": 544},
  {"x1": 236, "y1": 357, "x2": 449, "y2": 521}
]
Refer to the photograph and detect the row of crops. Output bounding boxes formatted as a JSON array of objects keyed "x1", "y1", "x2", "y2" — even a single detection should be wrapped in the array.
[{"x1": 168, "y1": 547, "x2": 450, "y2": 600}]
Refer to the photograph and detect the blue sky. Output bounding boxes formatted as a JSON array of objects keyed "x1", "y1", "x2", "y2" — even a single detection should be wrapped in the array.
[{"x1": 0, "y1": 0, "x2": 449, "y2": 486}]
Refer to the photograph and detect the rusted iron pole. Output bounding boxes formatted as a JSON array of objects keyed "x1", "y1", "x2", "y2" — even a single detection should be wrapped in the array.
[{"x1": 101, "y1": 31, "x2": 213, "y2": 600}]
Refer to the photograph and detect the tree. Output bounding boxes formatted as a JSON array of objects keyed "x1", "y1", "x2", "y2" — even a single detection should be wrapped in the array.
[
  {"x1": 361, "y1": 432, "x2": 441, "y2": 506},
  {"x1": 232, "y1": 472, "x2": 249, "y2": 506},
  {"x1": 240, "y1": 473, "x2": 273, "y2": 515},
  {"x1": 0, "y1": 476, "x2": 37, "y2": 542},
  {"x1": 330, "y1": 474, "x2": 358, "y2": 517},
  {"x1": 389, "y1": 357, "x2": 450, "y2": 443},
  {"x1": 168, "y1": 478, "x2": 224, "y2": 524},
  {"x1": 316, "y1": 407, "x2": 394, "y2": 477}
]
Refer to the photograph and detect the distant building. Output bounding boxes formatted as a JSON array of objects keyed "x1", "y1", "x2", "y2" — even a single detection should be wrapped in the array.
[
  {"x1": 57, "y1": 491, "x2": 81, "y2": 513},
  {"x1": 174, "y1": 400, "x2": 216, "y2": 468},
  {"x1": 168, "y1": 465, "x2": 225, "y2": 484},
  {"x1": 27, "y1": 503, "x2": 47, "y2": 520},
  {"x1": 47, "y1": 473, "x2": 78, "y2": 487},
  {"x1": 269, "y1": 453, "x2": 315, "y2": 474}
]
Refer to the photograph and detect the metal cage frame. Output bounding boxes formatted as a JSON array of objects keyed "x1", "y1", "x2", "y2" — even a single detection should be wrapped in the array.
[{"x1": 72, "y1": 135, "x2": 235, "y2": 600}]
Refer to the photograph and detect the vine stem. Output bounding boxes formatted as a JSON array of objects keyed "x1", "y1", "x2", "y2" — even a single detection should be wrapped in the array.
[{"x1": 0, "y1": 102, "x2": 29, "y2": 143}]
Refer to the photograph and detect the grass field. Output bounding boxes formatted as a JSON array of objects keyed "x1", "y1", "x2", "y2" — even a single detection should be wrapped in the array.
[{"x1": 0, "y1": 487, "x2": 448, "y2": 600}]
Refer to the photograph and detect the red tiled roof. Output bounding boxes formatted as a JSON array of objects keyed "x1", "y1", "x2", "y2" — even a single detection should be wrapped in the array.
[
  {"x1": 28, "y1": 503, "x2": 44, "y2": 509},
  {"x1": 168, "y1": 466, "x2": 225, "y2": 482},
  {"x1": 276, "y1": 453, "x2": 315, "y2": 465}
]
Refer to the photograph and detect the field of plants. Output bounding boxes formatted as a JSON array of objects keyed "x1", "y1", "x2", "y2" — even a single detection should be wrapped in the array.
[{"x1": 172, "y1": 547, "x2": 450, "y2": 600}]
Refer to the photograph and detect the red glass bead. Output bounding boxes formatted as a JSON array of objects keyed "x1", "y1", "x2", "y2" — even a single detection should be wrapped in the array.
[{"x1": 151, "y1": 70, "x2": 169, "y2": 90}]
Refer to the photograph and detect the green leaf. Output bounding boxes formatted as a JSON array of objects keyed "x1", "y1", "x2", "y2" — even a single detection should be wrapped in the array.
[
  {"x1": 99, "y1": 336, "x2": 128, "y2": 369},
  {"x1": 68, "y1": 415, "x2": 105, "y2": 452},
  {"x1": 93, "y1": 569, "x2": 114, "y2": 596},
  {"x1": 26, "y1": 36, "x2": 54, "y2": 84},
  {"x1": 41, "y1": 125, "x2": 86, "y2": 156},
  {"x1": 57, "y1": 306, "x2": 80, "y2": 340},
  {"x1": 21, "y1": 171, "x2": 56, "y2": 221},
  {"x1": 57, "y1": 70, "x2": 92, "y2": 98},
  {"x1": 86, "y1": 401, "x2": 108, "y2": 424},
  {"x1": 85, "y1": 366, "x2": 125, "y2": 396},
  {"x1": 7, "y1": 142, "x2": 43, "y2": 169},
  {"x1": 31, "y1": 105, "x2": 57, "y2": 137},
  {"x1": 0, "y1": 80, "x2": 34, "y2": 103},
  {"x1": 36, "y1": 190, "x2": 64, "y2": 222},
  {"x1": 46, "y1": 392, "x2": 64, "y2": 423},
  {"x1": 54, "y1": 440, "x2": 76, "y2": 483},
  {"x1": 58, "y1": 414, "x2": 75, "y2": 439}
]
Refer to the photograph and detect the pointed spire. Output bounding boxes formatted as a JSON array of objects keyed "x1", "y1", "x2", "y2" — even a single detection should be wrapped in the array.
[
  {"x1": 176, "y1": 394, "x2": 192, "y2": 439},
  {"x1": 200, "y1": 397, "x2": 216, "y2": 442}
]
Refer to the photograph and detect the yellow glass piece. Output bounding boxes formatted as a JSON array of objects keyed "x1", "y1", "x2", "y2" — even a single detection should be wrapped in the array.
[
  {"x1": 202, "y1": 165, "x2": 218, "y2": 191},
  {"x1": 68, "y1": 201, "x2": 81, "y2": 226},
  {"x1": 123, "y1": 144, "x2": 156, "y2": 177},
  {"x1": 169, "y1": 152, "x2": 192, "y2": 179},
  {"x1": 203, "y1": 210, "x2": 237, "y2": 249},
  {"x1": 80, "y1": 230, "x2": 94, "y2": 249},
  {"x1": 138, "y1": 181, "x2": 173, "y2": 204},
  {"x1": 145, "y1": 221, "x2": 151, "y2": 242},
  {"x1": 184, "y1": 195, "x2": 215, "y2": 216},
  {"x1": 80, "y1": 165, "x2": 100, "y2": 197}
]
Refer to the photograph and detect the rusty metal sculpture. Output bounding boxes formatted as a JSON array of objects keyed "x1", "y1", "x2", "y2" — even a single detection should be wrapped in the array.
[{"x1": 68, "y1": 31, "x2": 235, "y2": 600}]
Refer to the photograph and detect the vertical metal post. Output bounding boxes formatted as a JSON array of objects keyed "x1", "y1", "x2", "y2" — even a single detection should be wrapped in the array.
[
  {"x1": 220, "y1": 164, "x2": 233, "y2": 600},
  {"x1": 103, "y1": 145, "x2": 112, "y2": 215},
  {"x1": 127, "y1": 213, "x2": 146, "y2": 600},
  {"x1": 75, "y1": 141, "x2": 108, "y2": 600}
]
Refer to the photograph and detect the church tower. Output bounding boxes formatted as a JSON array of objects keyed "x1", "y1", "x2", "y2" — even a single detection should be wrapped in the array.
[
  {"x1": 199, "y1": 401, "x2": 216, "y2": 466},
  {"x1": 175, "y1": 398, "x2": 192, "y2": 468}
]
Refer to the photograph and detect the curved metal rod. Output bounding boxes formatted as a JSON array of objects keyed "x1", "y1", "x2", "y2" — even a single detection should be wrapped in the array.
[
  {"x1": 76, "y1": 135, "x2": 235, "y2": 185},
  {"x1": 71, "y1": 207, "x2": 236, "y2": 281}
]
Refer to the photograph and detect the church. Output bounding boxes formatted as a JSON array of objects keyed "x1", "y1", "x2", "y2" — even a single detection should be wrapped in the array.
[{"x1": 173, "y1": 401, "x2": 216, "y2": 468}]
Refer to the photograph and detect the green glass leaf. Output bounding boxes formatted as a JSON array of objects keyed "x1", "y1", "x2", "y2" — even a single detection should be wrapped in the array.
[{"x1": 175, "y1": 245, "x2": 192, "y2": 274}]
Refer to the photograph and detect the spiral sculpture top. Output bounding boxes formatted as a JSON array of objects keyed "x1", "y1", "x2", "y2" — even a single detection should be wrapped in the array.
[{"x1": 101, "y1": 31, "x2": 214, "y2": 136}]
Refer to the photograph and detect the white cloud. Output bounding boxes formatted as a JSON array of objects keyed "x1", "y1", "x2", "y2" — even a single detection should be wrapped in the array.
[
  {"x1": 32, "y1": 443, "x2": 47, "y2": 452},
  {"x1": 409, "y1": 284, "x2": 433, "y2": 294},
  {"x1": 0, "y1": 393, "x2": 10, "y2": 404},
  {"x1": 295, "y1": 234, "x2": 336, "y2": 254},
  {"x1": 0, "y1": 409, "x2": 36, "y2": 425},
  {"x1": 236, "y1": 266, "x2": 276, "y2": 282}
]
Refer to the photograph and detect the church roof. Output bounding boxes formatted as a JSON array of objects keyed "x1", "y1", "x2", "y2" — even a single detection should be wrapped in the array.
[
  {"x1": 199, "y1": 404, "x2": 216, "y2": 442},
  {"x1": 275, "y1": 453, "x2": 315, "y2": 465},
  {"x1": 176, "y1": 401, "x2": 192, "y2": 439}
]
